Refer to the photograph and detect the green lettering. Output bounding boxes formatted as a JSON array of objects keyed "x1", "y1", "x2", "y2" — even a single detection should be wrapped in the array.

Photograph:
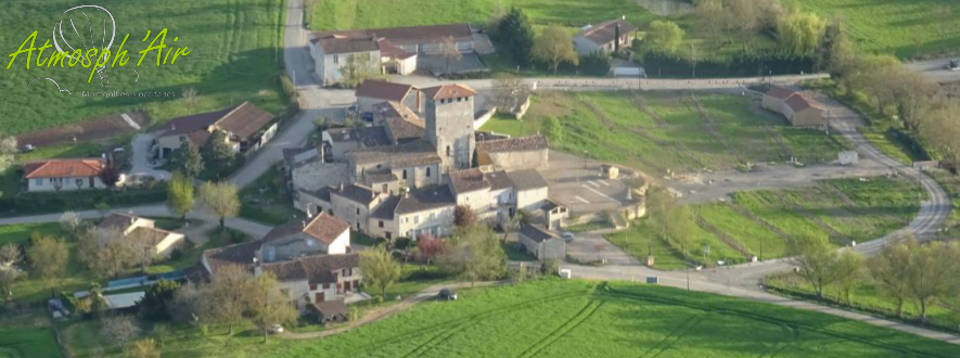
[{"x1": 6, "y1": 31, "x2": 38, "y2": 70}]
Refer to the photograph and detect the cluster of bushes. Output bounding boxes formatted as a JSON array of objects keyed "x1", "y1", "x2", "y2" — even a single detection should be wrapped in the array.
[{"x1": 0, "y1": 187, "x2": 166, "y2": 217}]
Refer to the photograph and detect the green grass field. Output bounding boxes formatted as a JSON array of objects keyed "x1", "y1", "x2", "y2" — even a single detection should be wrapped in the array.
[
  {"x1": 309, "y1": 0, "x2": 656, "y2": 31},
  {"x1": 1, "y1": 0, "x2": 287, "y2": 135},
  {"x1": 265, "y1": 280, "x2": 960, "y2": 357},
  {"x1": 482, "y1": 91, "x2": 848, "y2": 176},
  {"x1": 0, "y1": 325, "x2": 61, "y2": 358},
  {"x1": 608, "y1": 177, "x2": 922, "y2": 267},
  {"x1": 798, "y1": 0, "x2": 960, "y2": 59}
]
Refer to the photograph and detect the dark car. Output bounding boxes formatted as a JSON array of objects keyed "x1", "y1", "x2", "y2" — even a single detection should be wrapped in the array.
[
  {"x1": 948, "y1": 59, "x2": 960, "y2": 71},
  {"x1": 437, "y1": 288, "x2": 458, "y2": 301}
]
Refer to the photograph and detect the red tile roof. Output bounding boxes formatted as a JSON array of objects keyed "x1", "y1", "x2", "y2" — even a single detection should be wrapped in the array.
[
  {"x1": 23, "y1": 158, "x2": 105, "y2": 179},
  {"x1": 356, "y1": 80, "x2": 417, "y2": 103},
  {"x1": 785, "y1": 93, "x2": 823, "y2": 112},
  {"x1": 263, "y1": 213, "x2": 351, "y2": 245},
  {"x1": 579, "y1": 18, "x2": 637, "y2": 45},
  {"x1": 422, "y1": 84, "x2": 477, "y2": 100},
  {"x1": 158, "y1": 102, "x2": 274, "y2": 144}
]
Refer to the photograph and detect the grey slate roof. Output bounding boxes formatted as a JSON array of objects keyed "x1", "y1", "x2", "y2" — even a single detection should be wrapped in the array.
[
  {"x1": 347, "y1": 139, "x2": 440, "y2": 167},
  {"x1": 332, "y1": 183, "x2": 378, "y2": 205},
  {"x1": 396, "y1": 186, "x2": 455, "y2": 214},
  {"x1": 520, "y1": 223, "x2": 557, "y2": 243},
  {"x1": 477, "y1": 135, "x2": 547, "y2": 153},
  {"x1": 448, "y1": 168, "x2": 490, "y2": 193},
  {"x1": 326, "y1": 126, "x2": 392, "y2": 148},
  {"x1": 506, "y1": 169, "x2": 548, "y2": 190},
  {"x1": 370, "y1": 196, "x2": 400, "y2": 220},
  {"x1": 484, "y1": 170, "x2": 513, "y2": 190}
]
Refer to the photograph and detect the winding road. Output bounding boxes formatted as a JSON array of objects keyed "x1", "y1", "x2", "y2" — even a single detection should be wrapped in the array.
[{"x1": 1, "y1": 0, "x2": 955, "y2": 345}]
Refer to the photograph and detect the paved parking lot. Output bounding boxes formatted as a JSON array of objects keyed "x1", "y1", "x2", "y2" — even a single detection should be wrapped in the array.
[{"x1": 541, "y1": 150, "x2": 633, "y2": 215}]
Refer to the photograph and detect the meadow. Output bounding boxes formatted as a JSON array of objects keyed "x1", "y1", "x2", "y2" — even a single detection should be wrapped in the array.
[
  {"x1": 0, "y1": 0, "x2": 287, "y2": 135},
  {"x1": 481, "y1": 91, "x2": 849, "y2": 177},
  {"x1": 798, "y1": 0, "x2": 960, "y2": 59},
  {"x1": 607, "y1": 177, "x2": 922, "y2": 269},
  {"x1": 268, "y1": 280, "x2": 960, "y2": 357},
  {"x1": 0, "y1": 324, "x2": 61, "y2": 358}
]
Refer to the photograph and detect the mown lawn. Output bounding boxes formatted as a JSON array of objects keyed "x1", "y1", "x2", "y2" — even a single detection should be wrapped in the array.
[
  {"x1": 798, "y1": 0, "x2": 960, "y2": 59},
  {"x1": 267, "y1": 280, "x2": 960, "y2": 357},
  {"x1": 607, "y1": 177, "x2": 923, "y2": 267},
  {"x1": 0, "y1": 325, "x2": 61, "y2": 358},
  {"x1": 1, "y1": 0, "x2": 288, "y2": 135},
  {"x1": 483, "y1": 91, "x2": 849, "y2": 177},
  {"x1": 309, "y1": 0, "x2": 656, "y2": 31}
]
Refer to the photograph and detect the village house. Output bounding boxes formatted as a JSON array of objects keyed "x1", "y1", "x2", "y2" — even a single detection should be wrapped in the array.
[
  {"x1": 22, "y1": 158, "x2": 109, "y2": 192},
  {"x1": 573, "y1": 17, "x2": 637, "y2": 55},
  {"x1": 355, "y1": 80, "x2": 422, "y2": 114},
  {"x1": 476, "y1": 135, "x2": 549, "y2": 171},
  {"x1": 97, "y1": 213, "x2": 186, "y2": 257},
  {"x1": 153, "y1": 101, "x2": 277, "y2": 159},
  {"x1": 761, "y1": 86, "x2": 827, "y2": 128},
  {"x1": 200, "y1": 213, "x2": 361, "y2": 314},
  {"x1": 517, "y1": 223, "x2": 566, "y2": 261},
  {"x1": 308, "y1": 23, "x2": 494, "y2": 86}
]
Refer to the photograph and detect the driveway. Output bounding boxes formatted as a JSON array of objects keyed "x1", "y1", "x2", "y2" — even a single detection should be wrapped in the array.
[
  {"x1": 128, "y1": 133, "x2": 171, "y2": 181},
  {"x1": 565, "y1": 232, "x2": 639, "y2": 265}
]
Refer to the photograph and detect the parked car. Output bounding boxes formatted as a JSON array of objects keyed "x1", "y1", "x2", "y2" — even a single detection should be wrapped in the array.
[
  {"x1": 948, "y1": 59, "x2": 960, "y2": 71},
  {"x1": 361, "y1": 112, "x2": 375, "y2": 123},
  {"x1": 561, "y1": 232, "x2": 575, "y2": 242},
  {"x1": 268, "y1": 324, "x2": 284, "y2": 334},
  {"x1": 437, "y1": 288, "x2": 458, "y2": 301}
]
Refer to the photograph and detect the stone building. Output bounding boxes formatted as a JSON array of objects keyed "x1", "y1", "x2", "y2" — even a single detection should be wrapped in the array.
[{"x1": 424, "y1": 84, "x2": 478, "y2": 171}]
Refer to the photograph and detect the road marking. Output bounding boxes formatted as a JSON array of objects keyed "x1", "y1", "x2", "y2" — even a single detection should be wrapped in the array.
[
  {"x1": 593, "y1": 180, "x2": 612, "y2": 187},
  {"x1": 121, "y1": 113, "x2": 141, "y2": 130},
  {"x1": 584, "y1": 186, "x2": 618, "y2": 203},
  {"x1": 573, "y1": 195, "x2": 590, "y2": 204},
  {"x1": 585, "y1": 181, "x2": 601, "y2": 189}
]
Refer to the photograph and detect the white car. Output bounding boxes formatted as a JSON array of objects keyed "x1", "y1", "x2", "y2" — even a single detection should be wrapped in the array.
[{"x1": 268, "y1": 324, "x2": 284, "y2": 334}]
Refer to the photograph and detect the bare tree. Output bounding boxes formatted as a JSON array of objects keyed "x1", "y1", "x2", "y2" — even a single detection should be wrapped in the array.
[
  {"x1": 202, "y1": 265, "x2": 259, "y2": 335},
  {"x1": 454, "y1": 205, "x2": 477, "y2": 228},
  {"x1": 27, "y1": 235, "x2": 69, "y2": 281},
  {"x1": 59, "y1": 211, "x2": 82, "y2": 237},
  {"x1": 491, "y1": 74, "x2": 531, "y2": 114},
  {"x1": 100, "y1": 314, "x2": 141, "y2": 346},
  {"x1": 0, "y1": 134, "x2": 16, "y2": 173},
  {"x1": 78, "y1": 228, "x2": 141, "y2": 278}
]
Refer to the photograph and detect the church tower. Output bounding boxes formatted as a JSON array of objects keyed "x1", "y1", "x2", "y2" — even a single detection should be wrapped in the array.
[{"x1": 423, "y1": 84, "x2": 477, "y2": 172}]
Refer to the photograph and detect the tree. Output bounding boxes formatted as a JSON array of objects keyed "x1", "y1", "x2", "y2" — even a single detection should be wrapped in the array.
[
  {"x1": 249, "y1": 272, "x2": 299, "y2": 343},
  {"x1": 491, "y1": 74, "x2": 531, "y2": 114},
  {"x1": 817, "y1": 17, "x2": 856, "y2": 76},
  {"x1": 439, "y1": 36, "x2": 463, "y2": 75},
  {"x1": 643, "y1": 20, "x2": 685, "y2": 55},
  {"x1": 358, "y1": 245, "x2": 401, "y2": 302},
  {"x1": 790, "y1": 236, "x2": 841, "y2": 299},
  {"x1": 78, "y1": 228, "x2": 144, "y2": 278},
  {"x1": 645, "y1": 186, "x2": 694, "y2": 257},
  {"x1": 501, "y1": 214, "x2": 521, "y2": 243},
  {"x1": 182, "y1": 87, "x2": 198, "y2": 111},
  {"x1": 0, "y1": 243, "x2": 22, "y2": 269},
  {"x1": 541, "y1": 116, "x2": 562, "y2": 142},
  {"x1": 454, "y1": 205, "x2": 476, "y2": 228},
  {"x1": 906, "y1": 240, "x2": 958, "y2": 324},
  {"x1": 341, "y1": 52, "x2": 381, "y2": 88},
  {"x1": 496, "y1": 7, "x2": 535, "y2": 66},
  {"x1": 868, "y1": 234, "x2": 915, "y2": 318},
  {"x1": 579, "y1": 52, "x2": 611, "y2": 76},
  {"x1": 167, "y1": 171, "x2": 195, "y2": 222},
  {"x1": 776, "y1": 9, "x2": 825, "y2": 56},
  {"x1": 99, "y1": 161, "x2": 123, "y2": 188},
  {"x1": 100, "y1": 314, "x2": 141, "y2": 346},
  {"x1": 532, "y1": 25, "x2": 578, "y2": 73},
  {"x1": 139, "y1": 279, "x2": 181, "y2": 321},
  {"x1": 694, "y1": 0, "x2": 730, "y2": 45},
  {"x1": 441, "y1": 224, "x2": 506, "y2": 286},
  {"x1": 202, "y1": 130, "x2": 236, "y2": 179},
  {"x1": 59, "y1": 211, "x2": 83, "y2": 237},
  {"x1": 415, "y1": 235, "x2": 447, "y2": 265},
  {"x1": 0, "y1": 134, "x2": 16, "y2": 173},
  {"x1": 201, "y1": 265, "x2": 259, "y2": 334},
  {"x1": 27, "y1": 234, "x2": 69, "y2": 280},
  {"x1": 919, "y1": 103, "x2": 960, "y2": 170},
  {"x1": 832, "y1": 249, "x2": 864, "y2": 304},
  {"x1": 125, "y1": 338, "x2": 160, "y2": 358},
  {"x1": 0, "y1": 243, "x2": 22, "y2": 301},
  {"x1": 200, "y1": 181, "x2": 240, "y2": 228},
  {"x1": 172, "y1": 142, "x2": 204, "y2": 179}
]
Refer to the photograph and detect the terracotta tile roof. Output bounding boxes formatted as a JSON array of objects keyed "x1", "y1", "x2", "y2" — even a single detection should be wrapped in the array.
[
  {"x1": 396, "y1": 185, "x2": 455, "y2": 214},
  {"x1": 579, "y1": 18, "x2": 636, "y2": 45},
  {"x1": 312, "y1": 36, "x2": 379, "y2": 54},
  {"x1": 476, "y1": 135, "x2": 547, "y2": 153},
  {"x1": 312, "y1": 299, "x2": 348, "y2": 317},
  {"x1": 263, "y1": 213, "x2": 350, "y2": 245},
  {"x1": 356, "y1": 80, "x2": 417, "y2": 103},
  {"x1": 484, "y1": 170, "x2": 513, "y2": 190},
  {"x1": 422, "y1": 84, "x2": 477, "y2": 101},
  {"x1": 213, "y1": 102, "x2": 275, "y2": 140},
  {"x1": 158, "y1": 102, "x2": 274, "y2": 144},
  {"x1": 202, "y1": 240, "x2": 263, "y2": 274},
  {"x1": 785, "y1": 93, "x2": 823, "y2": 112},
  {"x1": 506, "y1": 169, "x2": 548, "y2": 190},
  {"x1": 377, "y1": 38, "x2": 415, "y2": 59},
  {"x1": 347, "y1": 139, "x2": 441, "y2": 167},
  {"x1": 97, "y1": 213, "x2": 141, "y2": 231},
  {"x1": 326, "y1": 126, "x2": 392, "y2": 148},
  {"x1": 262, "y1": 253, "x2": 358, "y2": 283},
  {"x1": 23, "y1": 158, "x2": 105, "y2": 179},
  {"x1": 449, "y1": 168, "x2": 490, "y2": 193},
  {"x1": 765, "y1": 85, "x2": 796, "y2": 100}
]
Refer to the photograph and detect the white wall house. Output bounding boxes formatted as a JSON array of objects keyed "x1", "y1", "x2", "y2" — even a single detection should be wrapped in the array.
[
  {"x1": 309, "y1": 37, "x2": 381, "y2": 87},
  {"x1": 23, "y1": 158, "x2": 108, "y2": 192}
]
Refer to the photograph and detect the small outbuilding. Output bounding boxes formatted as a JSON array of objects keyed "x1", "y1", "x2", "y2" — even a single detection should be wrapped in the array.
[{"x1": 518, "y1": 223, "x2": 565, "y2": 262}]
